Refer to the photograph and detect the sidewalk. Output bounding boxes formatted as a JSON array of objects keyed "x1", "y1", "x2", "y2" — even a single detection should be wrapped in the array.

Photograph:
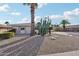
[
  {"x1": 45, "y1": 50, "x2": 79, "y2": 56},
  {"x1": 0, "y1": 34, "x2": 30, "y2": 48}
]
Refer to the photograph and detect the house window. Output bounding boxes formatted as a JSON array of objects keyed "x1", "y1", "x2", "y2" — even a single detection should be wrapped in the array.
[{"x1": 21, "y1": 28, "x2": 25, "y2": 30}]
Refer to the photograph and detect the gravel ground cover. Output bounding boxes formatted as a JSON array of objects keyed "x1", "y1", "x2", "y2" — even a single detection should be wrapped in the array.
[{"x1": 37, "y1": 32, "x2": 79, "y2": 55}]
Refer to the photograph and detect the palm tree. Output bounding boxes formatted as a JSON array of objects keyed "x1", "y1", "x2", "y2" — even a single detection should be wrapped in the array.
[
  {"x1": 5, "y1": 21, "x2": 9, "y2": 31},
  {"x1": 5, "y1": 21, "x2": 9, "y2": 25},
  {"x1": 23, "y1": 3, "x2": 38, "y2": 36},
  {"x1": 60, "y1": 19, "x2": 70, "y2": 31}
]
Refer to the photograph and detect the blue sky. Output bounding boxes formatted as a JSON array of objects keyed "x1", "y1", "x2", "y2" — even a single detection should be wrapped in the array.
[{"x1": 0, "y1": 3, "x2": 79, "y2": 25}]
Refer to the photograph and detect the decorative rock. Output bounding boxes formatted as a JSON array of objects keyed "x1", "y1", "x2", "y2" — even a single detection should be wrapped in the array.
[
  {"x1": 51, "y1": 37, "x2": 56, "y2": 40},
  {"x1": 69, "y1": 35, "x2": 72, "y2": 36}
]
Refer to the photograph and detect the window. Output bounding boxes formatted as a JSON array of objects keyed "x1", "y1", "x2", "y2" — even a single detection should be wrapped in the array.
[{"x1": 21, "y1": 28, "x2": 25, "y2": 30}]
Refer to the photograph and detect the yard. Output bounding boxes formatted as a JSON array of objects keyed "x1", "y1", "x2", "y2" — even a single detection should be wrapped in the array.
[{"x1": 37, "y1": 32, "x2": 79, "y2": 55}]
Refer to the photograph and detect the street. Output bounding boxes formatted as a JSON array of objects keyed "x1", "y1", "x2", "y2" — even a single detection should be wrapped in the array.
[
  {"x1": 0, "y1": 32, "x2": 79, "y2": 56},
  {"x1": 0, "y1": 35, "x2": 44, "y2": 56}
]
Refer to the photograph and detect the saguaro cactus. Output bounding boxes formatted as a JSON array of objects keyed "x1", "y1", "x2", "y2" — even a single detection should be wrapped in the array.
[{"x1": 36, "y1": 17, "x2": 52, "y2": 36}]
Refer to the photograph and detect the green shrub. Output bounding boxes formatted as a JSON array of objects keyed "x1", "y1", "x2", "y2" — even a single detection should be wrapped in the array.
[
  {"x1": 54, "y1": 27, "x2": 61, "y2": 32},
  {"x1": 8, "y1": 29, "x2": 16, "y2": 33},
  {"x1": 0, "y1": 32, "x2": 15, "y2": 39}
]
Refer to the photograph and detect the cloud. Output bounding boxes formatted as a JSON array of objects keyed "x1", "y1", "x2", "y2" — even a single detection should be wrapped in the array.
[
  {"x1": 49, "y1": 15, "x2": 64, "y2": 19},
  {"x1": 48, "y1": 8, "x2": 79, "y2": 20},
  {"x1": 17, "y1": 16, "x2": 41, "y2": 23},
  {"x1": 72, "y1": 8, "x2": 79, "y2": 15},
  {"x1": 0, "y1": 4, "x2": 9, "y2": 12},
  {"x1": 17, "y1": 18, "x2": 30, "y2": 23},
  {"x1": 11, "y1": 12, "x2": 21, "y2": 16},
  {"x1": 64, "y1": 11, "x2": 73, "y2": 16},
  {"x1": 34, "y1": 16, "x2": 41, "y2": 23},
  {"x1": 38, "y1": 3, "x2": 47, "y2": 8},
  {"x1": 64, "y1": 8, "x2": 79, "y2": 18}
]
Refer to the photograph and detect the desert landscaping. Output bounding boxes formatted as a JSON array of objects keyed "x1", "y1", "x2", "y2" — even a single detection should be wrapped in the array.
[{"x1": 37, "y1": 32, "x2": 79, "y2": 55}]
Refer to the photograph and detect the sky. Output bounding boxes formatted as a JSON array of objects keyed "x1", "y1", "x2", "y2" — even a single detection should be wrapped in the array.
[{"x1": 0, "y1": 3, "x2": 79, "y2": 25}]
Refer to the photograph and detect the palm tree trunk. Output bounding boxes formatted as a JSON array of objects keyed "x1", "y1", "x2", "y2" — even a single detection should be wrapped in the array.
[
  {"x1": 63, "y1": 24, "x2": 66, "y2": 31},
  {"x1": 30, "y1": 4, "x2": 35, "y2": 36}
]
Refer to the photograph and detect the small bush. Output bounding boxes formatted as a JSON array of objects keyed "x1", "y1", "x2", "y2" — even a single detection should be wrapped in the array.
[
  {"x1": 0, "y1": 32, "x2": 15, "y2": 39},
  {"x1": 8, "y1": 29, "x2": 16, "y2": 33},
  {"x1": 54, "y1": 27, "x2": 61, "y2": 32}
]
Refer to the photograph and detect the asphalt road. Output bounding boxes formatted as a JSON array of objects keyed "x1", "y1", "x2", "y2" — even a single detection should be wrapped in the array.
[{"x1": 0, "y1": 35, "x2": 44, "y2": 56}]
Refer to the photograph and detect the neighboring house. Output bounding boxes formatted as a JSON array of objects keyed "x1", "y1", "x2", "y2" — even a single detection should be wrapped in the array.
[
  {"x1": 66, "y1": 25, "x2": 79, "y2": 32},
  {"x1": 0, "y1": 24, "x2": 12, "y2": 33},
  {"x1": 53, "y1": 24, "x2": 79, "y2": 32},
  {"x1": 9, "y1": 23, "x2": 31, "y2": 35}
]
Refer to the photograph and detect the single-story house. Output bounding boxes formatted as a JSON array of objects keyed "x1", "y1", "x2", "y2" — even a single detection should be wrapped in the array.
[
  {"x1": 53, "y1": 24, "x2": 79, "y2": 32},
  {"x1": 9, "y1": 23, "x2": 31, "y2": 35},
  {"x1": 66, "y1": 25, "x2": 79, "y2": 32},
  {"x1": 0, "y1": 24, "x2": 12, "y2": 33}
]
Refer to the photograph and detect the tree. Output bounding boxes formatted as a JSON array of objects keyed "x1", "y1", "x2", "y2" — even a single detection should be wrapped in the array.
[
  {"x1": 60, "y1": 19, "x2": 70, "y2": 31},
  {"x1": 5, "y1": 21, "x2": 9, "y2": 25},
  {"x1": 23, "y1": 3, "x2": 38, "y2": 36},
  {"x1": 5, "y1": 21, "x2": 9, "y2": 31}
]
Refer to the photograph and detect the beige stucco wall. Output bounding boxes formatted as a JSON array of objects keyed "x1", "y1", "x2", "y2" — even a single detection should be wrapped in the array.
[{"x1": 0, "y1": 29, "x2": 8, "y2": 33}]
